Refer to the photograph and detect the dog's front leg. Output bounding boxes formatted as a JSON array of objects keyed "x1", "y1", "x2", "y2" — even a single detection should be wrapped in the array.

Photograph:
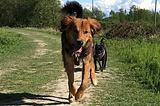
[
  {"x1": 98, "y1": 60, "x2": 103, "y2": 72},
  {"x1": 75, "y1": 59, "x2": 90, "y2": 102},
  {"x1": 102, "y1": 57, "x2": 107, "y2": 70},
  {"x1": 94, "y1": 57, "x2": 98, "y2": 71},
  {"x1": 90, "y1": 62, "x2": 98, "y2": 86},
  {"x1": 65, "y1": 55, "x2": 77, "y2": 103}
]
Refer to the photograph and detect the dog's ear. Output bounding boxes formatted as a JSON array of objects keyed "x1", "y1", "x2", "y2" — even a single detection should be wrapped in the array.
[
  {"x1": 88, "y1": 17, "x2": 102, "y2": 35},
  {"x1": 100, "y1": 38, "x2": 104, "y2": 45},
  {"x1": 60, "y1": 16, "x2": 75, "y2": 32}
]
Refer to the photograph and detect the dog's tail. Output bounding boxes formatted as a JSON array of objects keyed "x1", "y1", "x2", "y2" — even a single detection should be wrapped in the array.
[{"x1": 61, "y1": 1, "x2": 84, "y2": 18}]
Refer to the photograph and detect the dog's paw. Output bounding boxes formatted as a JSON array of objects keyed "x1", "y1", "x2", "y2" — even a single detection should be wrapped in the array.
[
  {"x1": 91, "y1": 79, "x2": 98, "y2": 86},
  {"x1": 100, "y1": 68, "x2": 103, "y2": 72},
  {"x1": 75, "y1": 92, "x2": 83, "y2": 102},
  {"x1": 68, "y1": 96, "x2": 75, "y2": 103},
  {"x1": 95, "y1": 69, "x2": 100, "y2": 72},
  {"x1": 93, "y1": 80, "x2": 98, "y2": 86}
]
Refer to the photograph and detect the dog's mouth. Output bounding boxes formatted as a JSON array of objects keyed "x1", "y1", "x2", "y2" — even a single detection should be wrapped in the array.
[
  {"x1": 74, "y1": 46, "x2": 82, "y2": 53},
  {"x1": 98, "y1": 52, "x2": 103, "y2": 55},
  {"x1": 72, "y1": 40, "x2": 84, "y2": 53}
]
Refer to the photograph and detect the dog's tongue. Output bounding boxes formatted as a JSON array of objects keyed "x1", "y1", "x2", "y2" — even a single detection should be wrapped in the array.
[{"x1": 74, "y1": 47, "x2": 82, "y2": 53}]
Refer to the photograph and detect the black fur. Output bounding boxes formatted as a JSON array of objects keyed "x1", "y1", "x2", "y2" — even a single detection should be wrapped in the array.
[
  {"x1": 61, "y1": 1, "x2": 84, "y2": 18},
  {"x1": 94, "y1": 38, "x2": 107, "y2": 72}
]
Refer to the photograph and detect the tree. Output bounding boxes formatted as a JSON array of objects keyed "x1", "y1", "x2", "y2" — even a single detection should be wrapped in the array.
[
  {"x1": 119, "y1": 8, "x2": 126, "y2": 22},
  {"x1": 83, "y1": 7, "x2": 106, "y2": 20},
  {"x1": 0, "y1": 0, "x2": 16, "y2": 26},
  {"x1": 30, "y1": 0, "x2": 61, "y2": 28},
  {"x1": 92, "y1": 8, "x2": 106, "y2": 20},
  {"x1": 0, "y1": 0, "x2": 61, "y2": 28},
  {"x1": 110, "y1": 10, "x2": 115, "y2": 17},
  {"x1": 109, "y1": 10, "x2": 120, "y2": 21},
  {"x1": 83, "y1": 8, "x2": 94, "y2": 19}
]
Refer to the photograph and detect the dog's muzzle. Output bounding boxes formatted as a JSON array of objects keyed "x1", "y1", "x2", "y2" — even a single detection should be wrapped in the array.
[{"x1": 74, "y1": 40, "x2": 84, "y2": 53}]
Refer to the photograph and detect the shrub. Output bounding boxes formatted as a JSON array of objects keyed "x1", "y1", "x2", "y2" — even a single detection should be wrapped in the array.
[
  {"x1": 106, "y1": 21, "x2": 158, "y2": 39},
  {"x1": 0, "y1": 29, "x2": 22, "y2": 54}
]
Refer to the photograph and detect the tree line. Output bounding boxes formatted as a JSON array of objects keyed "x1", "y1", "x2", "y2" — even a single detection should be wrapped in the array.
[
  {"x1": 101, "y1": 5, "x2": 160, "y2": 30},
  {"x1": 0, "y1": 0, "x2": 61, "y2": 28},
  {"x1": 110, "y1": 5, "x2": 160, "y2": 24},
  {"x1": 0, "y1": 0, "x2": 160, "y2": 29}
]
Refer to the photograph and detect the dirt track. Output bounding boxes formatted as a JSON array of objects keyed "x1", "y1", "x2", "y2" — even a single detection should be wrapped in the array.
[{"x1": 23, "y1": 65, "x2": 96, "y2": 106}]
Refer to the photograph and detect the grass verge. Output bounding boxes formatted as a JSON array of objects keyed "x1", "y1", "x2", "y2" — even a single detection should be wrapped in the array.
[{"x1": 92, "y1": 36, "x2": 160, "y2": 105}]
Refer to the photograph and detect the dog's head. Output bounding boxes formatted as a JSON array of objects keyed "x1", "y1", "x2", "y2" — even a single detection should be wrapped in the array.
[
  {"x1": 60, "y1": 16, "x2": 101, "y2": 54},
  {"x1": 95, "y1": 38, "x2": 105, "y2": 56}
]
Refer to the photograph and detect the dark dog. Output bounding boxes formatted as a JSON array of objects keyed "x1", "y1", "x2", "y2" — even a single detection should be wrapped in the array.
[
  {"x1": 60, "y1": 1, "x2": 102, "y2": 103},
  {"x1": 94, "y1": 38, "x2": 107, "y2": 72}
]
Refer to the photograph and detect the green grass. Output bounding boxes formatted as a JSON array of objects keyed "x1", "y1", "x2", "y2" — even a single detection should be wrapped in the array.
[
  {"x1": 1, "y1": 27, "x2": 160, "y2": 105},
  {"x1": 0, "y1": 28, "x2": 63, "y2": 101},
  {"x1": 0, "y1": 28, "x2": 22, "y2": 56},
  {"x1": 92, "y1": 36, "x2": 160, "y2": 105},
  {"x1": 114, "y1": 38, "x2": 160, "y2": 92}
]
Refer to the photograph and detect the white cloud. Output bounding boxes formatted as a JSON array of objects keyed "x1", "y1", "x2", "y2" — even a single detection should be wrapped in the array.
[
  {"x1": 132, "y1": 0, "x2": 152, "y2": 9},
  {"x1": 93, "y1": 0, "x2": 121, "y2": 16},
  {"x1": 60, "y1": 0, "x2": 160, "y2": 16},
  {"x1": 119, "y1": 0, "x2": 132, "y2": 10},
  {"x1": 95, "y1": 0, "x2": 160, "y2": 16},
  {"x1": 81, "y1": 3, "x2": 92, "y2": 10}
]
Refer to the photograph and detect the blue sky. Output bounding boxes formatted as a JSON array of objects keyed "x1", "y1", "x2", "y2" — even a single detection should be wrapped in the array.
[{"x1": 61, "y1": 0, "x2": 160, "y2": 16}]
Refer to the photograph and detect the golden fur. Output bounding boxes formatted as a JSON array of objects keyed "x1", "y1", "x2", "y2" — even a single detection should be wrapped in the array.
[{"x1": 60, "y1": 16, "x2": 101, "y2": 103}]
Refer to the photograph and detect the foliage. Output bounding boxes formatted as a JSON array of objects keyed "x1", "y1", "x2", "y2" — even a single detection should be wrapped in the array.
[
  {"x1": 119, "y1": 8, "x2": 126, "y2": 22},
  {"x1": 92, "y1": 8, "x2": 106, "y2": 20},
  {"x1": 121, "y1": 40, "x2": 160, "y2": 91},
  {"x1": 103, "y1": 5, "x2": 160, "y2": 31},
  {"x1": 83, "y1": 7, "x2": 106, "y2": 20},
  {"x1": 112, "y1": 5, "x2": 156, "y2": 23},
  {"x1": 0, "y1": 28, "x2": 22, "y2": 54},
  {"x1": 0, "y1": 0, "x2": 61, "y2": 28},
  {"x1": 91, "y1": 36, "x2": 160, "y2": 105},
  {"x1": 84, "y1": 8, "x2": 107, "y2": 29},
  {"x1": 83, "y1": 8, "x2": 94, "y2": 19},
  {"x1": 104, "y1": 37, "x2": 160, "y2": 92},
  {"x1": 0, "y1": 29, "x2": 21, "y2": 45},
  {"x1": 106, "y1": 21, "x2": 159, "y2": 38},
  {"x1": 30, "y1": 0, "x2": 61, "y2": 28},
  {"x1": 1, "y1": 0, "x2": 160, "y2": 30}
]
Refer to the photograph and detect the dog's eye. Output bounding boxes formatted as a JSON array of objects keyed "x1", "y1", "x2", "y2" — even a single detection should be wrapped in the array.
[
  {"x1": 84, "y1": 31, "x2": 88, "y2": 34},
  {"x1": 74, "y1": 30, "x2": 78, "y2": 33}
]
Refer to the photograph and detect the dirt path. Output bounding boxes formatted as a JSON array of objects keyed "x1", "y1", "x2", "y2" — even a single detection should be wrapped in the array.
[
  {"x1": 23, "y1": 65, "x2": 97, "y2": 106},
  {"x1": 22, "y1": 65, "x2": 111, "y2": 106}
]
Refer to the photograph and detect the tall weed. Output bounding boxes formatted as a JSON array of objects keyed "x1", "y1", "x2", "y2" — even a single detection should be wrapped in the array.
[
  {"x1": 126, "y1": 42, "x2": 160, "y2": 91},
  {"x1": 0, "y1": 28, "x2": 22, "y2": 54},
  {"x1": 104, "y1": 37, "x2": 160, "y2": 92}
]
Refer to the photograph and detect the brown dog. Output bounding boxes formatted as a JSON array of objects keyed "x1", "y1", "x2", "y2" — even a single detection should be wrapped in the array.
[{"x1": 60, "y1": 1, "x2": 102, "y2": 103}]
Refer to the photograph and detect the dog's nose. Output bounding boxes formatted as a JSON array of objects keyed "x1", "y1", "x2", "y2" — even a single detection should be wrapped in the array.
[{"x1": 77, "y1": 40, "x2": 83, "y2": 46}]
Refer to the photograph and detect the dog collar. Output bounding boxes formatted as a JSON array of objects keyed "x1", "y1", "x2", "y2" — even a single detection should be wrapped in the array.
[{"x1": 80, "y1": 46, "x2": 92, "y2": 58}]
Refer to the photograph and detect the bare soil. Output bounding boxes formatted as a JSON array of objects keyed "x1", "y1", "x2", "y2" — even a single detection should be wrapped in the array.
[{"x1": 22, "y1": 66, "x2": 111, "y2": 106}]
